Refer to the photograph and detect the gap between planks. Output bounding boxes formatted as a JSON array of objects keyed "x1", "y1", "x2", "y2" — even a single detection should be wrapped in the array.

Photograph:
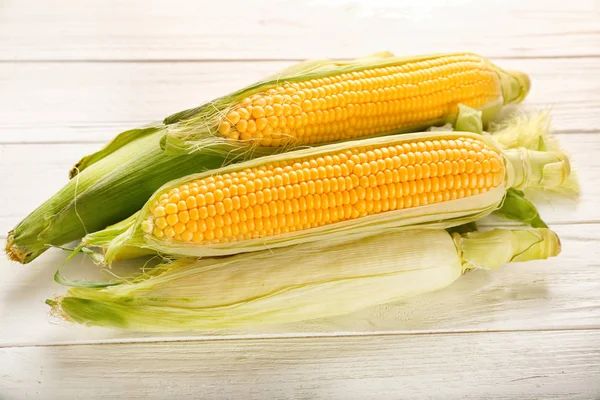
[
  {"x1": 2, "y1": 326, "x2": 600, "y2": 349},
  {"x1": 1, "y1": 129, "x2": 598, "y2": 146},
  {"x1": 2, "y1": 54, "x2": 600, "y2": 64}
]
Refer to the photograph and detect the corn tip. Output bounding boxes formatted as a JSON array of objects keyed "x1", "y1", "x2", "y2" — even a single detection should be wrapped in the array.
[
  {"x1": 46, "y1": 296, "x2": 75, "y2": 323},
  {"x1": 5, "y1": 231, "x2": 30, "y2": 263}
]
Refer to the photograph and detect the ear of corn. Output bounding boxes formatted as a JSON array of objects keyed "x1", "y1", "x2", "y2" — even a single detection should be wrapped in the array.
[
  {"x1": 162, "y1": 52, "x2": 530, "y2": 154},
  {"x1": 48, "y1": 227, "x2": 560, "y2": 331},
  {"x1": 79, "y1": 124, "x2": 572, "y2": 264}
]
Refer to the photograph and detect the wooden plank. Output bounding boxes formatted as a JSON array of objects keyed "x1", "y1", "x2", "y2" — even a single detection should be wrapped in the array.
[
  {"x1": 0, "y1": 61, "x2": 282, "y2": 143},
  {"x1": 0, "y1": 132, "x2": 593, "y2": 235},
  {"x1": 1, "y1": 0, "x2": 599, "y2": 61},
  {"x1": 1, "y1": 223, "x2": 599, "y2": 346},
  {"x1": 1, "y1": 57, "x2": 599, "y2": 144},
  {"x1": 1, "y1": 330, "x2": 599, "y2": 399}
]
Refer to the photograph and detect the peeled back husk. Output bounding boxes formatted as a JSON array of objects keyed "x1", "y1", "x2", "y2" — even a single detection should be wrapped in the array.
[
  {"x1": 48, "y1": 227, "x2": 560, "y2": 332},
  {"x1": 489, "y1": 110, "x2": 580, "y2": 203}
]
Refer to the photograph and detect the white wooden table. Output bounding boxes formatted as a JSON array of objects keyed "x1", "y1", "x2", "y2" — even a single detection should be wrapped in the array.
[{"x1": 1, "y1": 0, "x2": 599, "y2": 398}]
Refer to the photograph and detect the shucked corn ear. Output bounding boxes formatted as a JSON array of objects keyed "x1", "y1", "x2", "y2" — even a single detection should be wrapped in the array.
[
  {"x1": 49, "y1": 227, "x2": 560, "y2": 331},
  {"x1": 6, "y1": 52, "x2": 529, "y2": 264},
  {"x1": 163, "y1": 52, "x2": 530, "y2": 153},
  {"x1": 83, "y1": 126, "x2": 572, "y2": 263}
]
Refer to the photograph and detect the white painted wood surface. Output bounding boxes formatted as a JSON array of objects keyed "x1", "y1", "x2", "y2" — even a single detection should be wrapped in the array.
[
  {"x1": 1, "y1": 0, "x2": 599, "y2": 60},
  {"x1": 2, "y1": 330, "x2": 600, "y2": 400},
  {"x1": 1, "y1": 0, "x2": 599, "y2": 398},
  {"x1": 2, "y1": 58, "x2": 599, "y2": 144}
]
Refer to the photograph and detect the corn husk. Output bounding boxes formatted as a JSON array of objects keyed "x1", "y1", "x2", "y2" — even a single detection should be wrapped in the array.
[{"x1": 48, "y1": 227, "x2": 560, "y2": 332}]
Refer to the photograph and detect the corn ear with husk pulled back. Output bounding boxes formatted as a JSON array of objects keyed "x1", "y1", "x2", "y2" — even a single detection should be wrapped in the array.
[
  {"x1": 48, "y1": 227, "x2": 560, "y2": 332},
  {"x1": 162, "y1": 52, "x2": 530, "y2": 154},
  {"x1": 80, "y1": 122, "x2": 574, "y2": 264}
]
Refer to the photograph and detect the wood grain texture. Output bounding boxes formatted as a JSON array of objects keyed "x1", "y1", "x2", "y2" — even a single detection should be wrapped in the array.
[
  {"x1": 1, "y1": 57, "x2": 599, "y2": 144},
  {"x1": 2, "y1": 0, "x2": 600, "y2": 397},
  {"x1": 1, "y1": 223, "x2": 599, "y2": 346},
  {"x1": 1, "y1": 0, "x2": 599, "y2": 61},
  {"x1": 1, "y1": 330, "x2": 599, "y2": 400}
]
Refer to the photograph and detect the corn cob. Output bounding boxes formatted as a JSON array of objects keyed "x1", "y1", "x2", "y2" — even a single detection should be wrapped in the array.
[
  {"x1": 49, "y1": 227, "x2": 560, "y2": 331},
  {"x1": 164, "y1": 52, "x2": 530, "y2": 152},
  {"x1": 6, "y1": 52, "x2": 529, "y2": 264},
  {"x1": 84, "y1": 128, "x2": 571, "y2": 263},
  {"x1": 152, "y1": 136, "x2": 504, "y2": 244}
]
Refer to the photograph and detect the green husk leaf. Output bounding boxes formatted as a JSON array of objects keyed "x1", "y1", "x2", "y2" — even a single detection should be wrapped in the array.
[
  {"x1": 496, "y1": 189, "x2": 547, "y2": 228},
  {"x1": 53, "y1": 268, "x2": 123, "y2": 289},
  {"x1": 69, "y1": 122, "x2": 164, "y2": 178},
  {"x1": 455, "y1": 227, "x2": 559, "y2": 271}
]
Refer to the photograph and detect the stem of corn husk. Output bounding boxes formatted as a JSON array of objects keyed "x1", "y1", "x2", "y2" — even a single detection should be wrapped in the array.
[
  {"x1": 489, "y1": 110, "x2": 580, "y2": 202},
  {"x1": 48, "y1": 227, "x2": 559, "y2": 332}
]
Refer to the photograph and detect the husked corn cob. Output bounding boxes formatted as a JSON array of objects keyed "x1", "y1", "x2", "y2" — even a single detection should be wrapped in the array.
[
  {"x1": 164, "y1": 52, "x2": 530, "y2": 153},
  {"x1": 146, "y1": 136, "x2": 504, "y2": 244},
  {"x1": 86, "y1": 125, "x2": 572, "y2": 263},
  {"x1": 217, "y1": 54, "x2": 508, "y2": 146}
]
